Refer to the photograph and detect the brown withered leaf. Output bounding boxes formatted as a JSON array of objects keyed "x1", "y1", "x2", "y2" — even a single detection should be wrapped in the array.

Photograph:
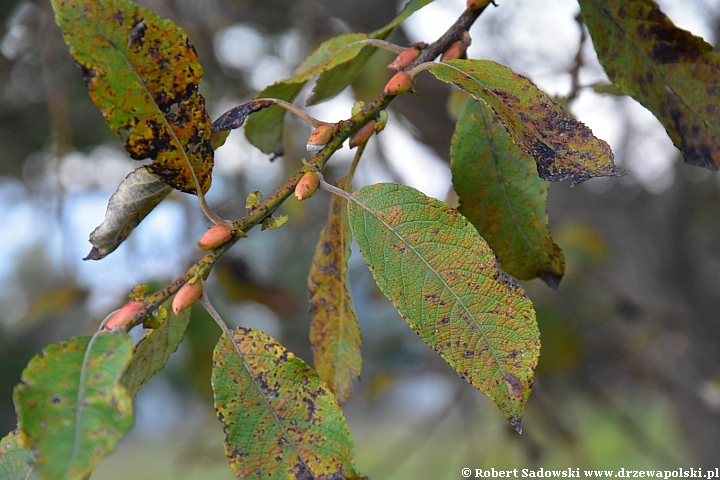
[{"x1": 308, "y1": 176, "x2": 362, "y2": 402}]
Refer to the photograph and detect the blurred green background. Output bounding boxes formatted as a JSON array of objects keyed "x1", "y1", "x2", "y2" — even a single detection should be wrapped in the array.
[{"x1": 1, "y1": 0, "x2": 720, "y2": 478}]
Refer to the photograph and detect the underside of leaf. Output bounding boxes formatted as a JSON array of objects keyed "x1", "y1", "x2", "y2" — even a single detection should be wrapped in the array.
[{"x1": 451, "y1": 98, "x2": 565, "y2": 288}]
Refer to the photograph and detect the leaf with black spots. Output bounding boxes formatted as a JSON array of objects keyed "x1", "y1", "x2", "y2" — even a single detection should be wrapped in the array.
[
  {"x1": 212, "y1": 327, "x2": 361, "y2": 479},
  {"x1": 426, "y1": 60, "x2": 622, "y2": 185},
  {"x1": 13, "y1": 332, "x2": 133, "y2": 479},
  {"x1": 51, "y1": 0, "x2": 214, "y2": 193},
  {"x1": 580, "y1": 0, "x2": 720, "y2": 170}
]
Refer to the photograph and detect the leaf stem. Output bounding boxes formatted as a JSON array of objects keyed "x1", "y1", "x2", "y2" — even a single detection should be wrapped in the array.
[{"x1": 200, "y1": 288, "x2": 235, "y2": 340}]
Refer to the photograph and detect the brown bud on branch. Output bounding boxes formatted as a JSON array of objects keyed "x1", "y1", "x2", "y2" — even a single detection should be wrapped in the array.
[
  {"x1": 295, "y1": 171, "x2": 320, "y2": 200},
  {"x1": 172, "y1": 280, "x2": 203, "y2": 315},
  {"x1": 197, "y1": 224, "x2": 233, "y2": 250}
]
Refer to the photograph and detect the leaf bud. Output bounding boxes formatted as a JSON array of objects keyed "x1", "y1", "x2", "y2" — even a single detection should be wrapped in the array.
[
  {"x1": 105, "y1": 300, "x2": 143, "y2": 330},
  {"x1": 172, "y1": 280, "x2": 203, "y2": 315},
  {"x1": 374, "y1": 110, "x2": 388, "y2": 133},
  {"x1": 295, "y1": 171, "x2": 320, "y2": 200},
  {"x1": 349, "y1": 121, "x2": 376, "y2": 148},
  {"x1": 441, "y1": 32, "x2": 471, "y2": 62},
  {"x1": 197, "y1": 224, "x2": 233, "y2": 250},
  {"x1": 351, "y1": 101, "x2": 365, "y2": 116},
  {"x1": 306, "y1": 124, "x2": 334, "y2": 152},
  {"x1": 384, "y1": 71, "x2": 414, "y2": 96},
  {"x1": 467, "y1": 0, "x2": 492, "y2": 10},
  {"x1": 388, "y1": 47, "x2": 420, "y2": 71}
]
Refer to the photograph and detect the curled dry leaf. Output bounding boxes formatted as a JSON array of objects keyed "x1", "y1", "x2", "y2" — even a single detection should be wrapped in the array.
[{"x1": 84, "y1": 167, "x2": 171, "y2": 261}]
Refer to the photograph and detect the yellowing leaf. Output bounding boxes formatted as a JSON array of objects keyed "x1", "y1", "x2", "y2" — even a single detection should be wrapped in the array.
[
  {"x1": 580, "y1": 0, "x2": 720, "y2": 170},
  {"x1": 451, "y1": 98, "x2": 564, "y2": 288},
  {"x1": 347, "y1": 183, "x2": 539, "y2": 431},
  {"x1": 308, "y1": 176, "x2": 362, "y2": 402},
  {"x1": 426, "y1": 60, "x2": 622, "y2": 185},
  {"x1": 14, "y1": 332, "x2": 133, "y2": 480},
  {"x1": 84, "y1": 166, "x2": 172, "y2": 261},
  {"x1": 50, "y1": 0, "x2": 214, "y2": 194},
  {"x1": 212, "y1": 327, "x2": 361, "y2": 479}
]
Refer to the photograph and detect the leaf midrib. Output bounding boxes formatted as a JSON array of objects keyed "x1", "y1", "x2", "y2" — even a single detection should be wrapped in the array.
[{"x1": 351, "y1": 189, "x2": 517, "y2": 416}]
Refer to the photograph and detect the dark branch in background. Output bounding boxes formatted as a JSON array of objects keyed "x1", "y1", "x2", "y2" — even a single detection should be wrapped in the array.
[
  {"x1": 117, "y1": 5, "x2": 493, "y2": 330},
  {"x1": 566, "y1": 13, "x2": 587, "y2": 104}
]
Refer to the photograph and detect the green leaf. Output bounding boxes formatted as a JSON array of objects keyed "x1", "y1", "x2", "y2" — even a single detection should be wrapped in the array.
[
  {"x1": 308, "y1": 176, "x2": 362, "y2": 402},
  {"x1": 212, "y1": 327, "x2": 361, "y2": 479},
  {"x1": 84, "y1": 166, "x2": 172, "y2": 261},
  {"x1": 347, "y1": 183, "x2": 539, "y2": 431},
  {"x1": 0, "y1": 430, "x2": 39, "y2": 480},
  {"x1": 14, "y1": 332, "x2": 133, "y2": 480},
  {"x1": 50, "y1": 0, "x2": 214, "y2": 194},
  {"x1": 579, "y1": 0, "x2": 720, "y2": 170},
  {"x1": 245, "y1": 0, "x2": 435, "y2": 155},
  {"x1": 451, "y1": 98, "x2": 565, "y2": 288},
  {"x1": 121, "y1": 305, "x2": 192, "y2": 397},
  {"x1": 426, "y1": 60, "x2": 623, "y2": 185}
]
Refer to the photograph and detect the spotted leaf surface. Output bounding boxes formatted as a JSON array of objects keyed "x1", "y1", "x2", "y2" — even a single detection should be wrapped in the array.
[
  {"x1": 580, "y1": 0, "x2": 720, "y2": 170},
  {"x1": 308, "y1": 176, "x2": 362, "y2": 402},
  {"x1": 13, "y1": 332, "x2": 133, "y2": 480},
  {"x1": 0, "y1": 430, "x2": 39, "y2": 480},
  {"x1": 451, "y1": 99, "x2": 565, "y2": 288},
  {"x1": 245, "y1": 0, "x2": 434, "y2": 155},
  {"x1": 427, "y1": 60, "x2": 622, "y2": 185},
  {"x1": 121, "y1": 305, "x2": 192, "y2": 397},
  {"x1": 347, "y1": 183, "x2": 539, "y2": 430},
  {"x1": 212, "y1": 327, "x2": 360, "y2": 479},
  {"x1": 84, "y1": 166, "x2": 172, "y2": 261},
  {"x1": 50, "y1": 0, "x2": 214, "y2": 194}
]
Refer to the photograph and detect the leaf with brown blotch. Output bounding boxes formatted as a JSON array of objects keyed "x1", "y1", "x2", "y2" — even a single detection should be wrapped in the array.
[
  {"x1": 427, "y1": 60, "x2": 623, "y2": 185},
  {"x1": 308, "y1": 176, "x2": 362, "y2": 402},
  {"x1": 347, "y1": 183, "x2": 539, "y2": 432},
  {"x1": 451, "y1": 98, "x2": 565, "y2": 288},
  {"x1": 84, "y1": 166, "x2": 171, "y2": 261},
  {"x1": 580, "y1": 0, "x2": 720, "y2": 170},
  {"x1": 212, "y1": 327, "x2": 362, "y2": 479},
  {"x1": 50, "y1": 0, "x2": 214, "y2": 194}
]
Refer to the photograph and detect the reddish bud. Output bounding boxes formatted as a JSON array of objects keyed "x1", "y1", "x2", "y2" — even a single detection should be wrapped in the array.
[
  {"x1": 349, "y1": 121, "x2": 376, "y2": 148},
  {"x1": 306, "y1": 124, "x2": 334, "y2": 151},
  {"x1": 295, "y1": 171, "x2": 320, "y2": 200},
  {"x1": 467, "y1": 0, "x2": 491, "y2": 10},
  {"x1": 388, "y1": 48, "x2": 420, "y2": 71},
  {"x1": 197, "y1": 224, "x2": 232, "y2": 250},
  {"x1": 441, "y1": 41, "x2": 465, "y2": 61},
  {"x1": 384, "y1": 71, "x2": 414, "y2": 96},
  {"x1": 172, "y1": 280, "x2": 203, "y2": 315},
  {"x1": 105, "y1": 301, "x2": 143, "y2": 330}
]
